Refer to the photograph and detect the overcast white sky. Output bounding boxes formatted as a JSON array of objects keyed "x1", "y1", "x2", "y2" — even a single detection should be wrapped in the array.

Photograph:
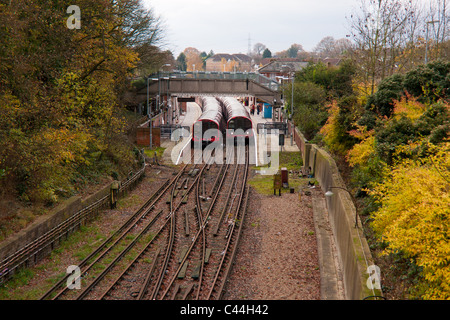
[{"x1": 143, "y1": 0, "x2": 358, "y2": 57}]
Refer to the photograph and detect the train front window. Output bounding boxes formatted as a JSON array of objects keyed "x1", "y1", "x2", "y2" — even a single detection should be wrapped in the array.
[
  {"x1": 193, "y1": 121, "x2": 218, "y2": 140},
  {"x1": 228, "y1": 118, "x2": 252, "y2": 131}
]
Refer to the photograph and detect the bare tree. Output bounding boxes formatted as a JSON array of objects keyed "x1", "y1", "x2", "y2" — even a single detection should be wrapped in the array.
[
  {"x1": 334, "y1": 38, "x2": 353, "y2": 56},
  {"x1": 425, "y1": 0, "x2": 450, "y2": 61},
  {"x1": 313, "y1": 36, "x2": 336, "y2": 58},
  {"x1": 253, "y1": 43, "x2": 267, "y2": 57},
  {"x1": 110, "y1": 0, "x2": 168, "y2": 75},
  {"x1": 313, "y1": 37, "x2": 353, "y2": 58},
  {"x1": 347, "y1": 0, "x2": 420, "y2": 94}
]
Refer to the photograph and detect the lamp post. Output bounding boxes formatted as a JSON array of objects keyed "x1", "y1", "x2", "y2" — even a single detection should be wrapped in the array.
[
  {"x1": 282, "y1": 65, "x2": 294, "y2": 146},
  {"x1": 425, "y1": 20, "x2": 440, "y2": 64},
  {"x1": 325, "y1": 186, "x2": 359, "y2": 228},
  {"x1": 150, "y1": 63, "x2": 171, "y2": 149},
  {"x1": 146, "y1": 76, "x2": 151, "y2": 148}
]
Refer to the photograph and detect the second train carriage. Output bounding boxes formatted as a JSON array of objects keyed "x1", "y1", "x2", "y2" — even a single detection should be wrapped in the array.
[
  {"x1": 216, "y1": 97, "x2": 254, "y2": 143},
  {"x1": 192, "y1": 96, "x2": 226, "y2": 146}
]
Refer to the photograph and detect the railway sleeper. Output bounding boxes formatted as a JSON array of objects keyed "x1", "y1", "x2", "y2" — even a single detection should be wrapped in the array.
[
  {"x1": 205, "y1": 248, "x2": 212, "y2": 264},
  {"x1": 178, "y1": 247, "x2": 189, "y2": 264},
  {"x1": 181, "y1": 283, "x2": 194, "y2": 300},
  {"x1": 171, "y1": 283, "x2": 181, "y2": 300},
  {"x1": 178, "y1": 178, "x2": 187, "y2": 190},
  {"x1": 191, "y1": 261, "x2": 202, "y2": 279},
  {"x1": 188, "y1": 169, "x2": 199, "y2": 177},
  {"x1": 178, "y1": 261, "x2": 189, "y2": 279}
]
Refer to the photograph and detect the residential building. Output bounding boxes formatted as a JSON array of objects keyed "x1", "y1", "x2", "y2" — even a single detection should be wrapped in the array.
[
  {"x1": 257, "y1": 59, "x2": 309, "y2": 83},
  {"x1": 205, "y1": 53, "x2": 253, "y2": 72}
]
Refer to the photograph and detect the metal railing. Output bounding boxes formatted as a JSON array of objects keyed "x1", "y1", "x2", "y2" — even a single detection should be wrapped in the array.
[
  {"x1": 150, "y1": 71, "x2": 281, "y2": 92},
  {"x1": 158, "y1": 124, "x2": 190, "y2": 137}
]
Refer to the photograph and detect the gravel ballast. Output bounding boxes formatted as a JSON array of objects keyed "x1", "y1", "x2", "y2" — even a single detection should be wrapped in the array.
[{"x1": 223, "y1": 189, "x2": 322, "y2": 300}]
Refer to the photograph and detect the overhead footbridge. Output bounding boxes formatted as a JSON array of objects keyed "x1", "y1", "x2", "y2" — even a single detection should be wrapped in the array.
[{"x1": 135, "y1": 71, "x2": 283, "y2": 106}]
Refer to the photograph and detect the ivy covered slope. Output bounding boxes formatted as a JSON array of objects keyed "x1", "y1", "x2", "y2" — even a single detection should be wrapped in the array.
[{"x1": 0, "y1": 0, "x2": 167, "y2": 206}]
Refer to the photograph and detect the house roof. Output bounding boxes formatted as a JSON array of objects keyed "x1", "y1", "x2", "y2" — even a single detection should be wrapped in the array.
[
  {"x1": 232, "y1": 54, "x2": 252, "y2": 63},
  {"x1": 208, "y1": 53, "x2": 252, "y2": 63},
  {"x1": 308, "y1": 57, "x2": 343, "y2": 66},
  {"x1": 260, "y1": 57, "x2": 302, "y2": 66},
  {"x1": 258, "y1": 60, "x2": 309, "y2": 73}
]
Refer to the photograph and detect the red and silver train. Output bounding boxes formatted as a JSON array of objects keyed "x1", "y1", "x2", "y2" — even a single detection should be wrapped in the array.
[
  {"x1": 191, "y1": 96, "x2": 254, "y2": 146},
  {"x1": 216, "y1": 96, "x2": 254, "y2": 144},
  {"x1": 192, "y1": 96, "x2": 226, "y2": 146}
]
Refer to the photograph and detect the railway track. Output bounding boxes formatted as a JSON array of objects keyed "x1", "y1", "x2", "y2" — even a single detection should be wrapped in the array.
[{"x1": 39, "y1": 146, "x2": 250, "y2": 300}]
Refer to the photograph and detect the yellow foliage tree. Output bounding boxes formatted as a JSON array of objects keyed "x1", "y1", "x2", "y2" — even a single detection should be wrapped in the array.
[
  {"x1": 370, "y1": 141, "x2": 450, "y2": 299},
  {"x1": 346, "y1": 135, "x2": 376, "y2": 168},
  {"x1": 392, "y1": 95, "x2": 427, "y2": 121}
]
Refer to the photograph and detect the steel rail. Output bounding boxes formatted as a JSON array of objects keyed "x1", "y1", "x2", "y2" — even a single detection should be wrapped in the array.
[
  {"x1": 148, "y1": 163, "x2": 206, "y2": 300},
  {"x1": 39, "y1": 178, "x2": 169, "y2": 300},
  {"x1": 79, "y1": 161, "x2": 199, "y2": 300},
  {"x1": 40, "y1": 162, "x2": 190, "y2": 300},
  {"x1": 207, "y1": 146, "x2": 249, "y2": 300},
  {"x1": 159, "y1": 162, "x2": 234, "y2": 300},
  {"x1": 75, "y1": 207, "x2": 166, "y2": 300},
  {"x1": 2, "y1": 165, "x2": 146, "y2": 285}
]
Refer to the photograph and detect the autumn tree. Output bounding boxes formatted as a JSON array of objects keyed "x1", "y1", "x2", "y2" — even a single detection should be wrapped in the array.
[
  {"x1": 0, "y1": 0, "x2": 166, "y2": 204},
  {"x1": 183, "y1": 47, "x2": 204, "y2": 71},
  {"x1": 370, "y1": 141, "x2": 450, "y2": 299}
]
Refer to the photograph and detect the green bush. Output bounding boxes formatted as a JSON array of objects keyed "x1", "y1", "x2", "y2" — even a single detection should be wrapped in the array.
[
  {"x1": 403, "y1": 61, "x2": 450, "y2": 103},
  {"x1": 296, "y1": 60, "x2": 356, "y2": 98},
  {"x1": 365, "y1": 74, "x2": 405, "y2": 118},
  {"x1": 362, "y1": 61, "x2": 449, "y2": 121}
]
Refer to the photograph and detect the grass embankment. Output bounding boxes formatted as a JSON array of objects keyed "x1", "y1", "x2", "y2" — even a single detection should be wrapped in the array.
[{"x1": 248, "y1": 152, "x2": 318, "y2": 196}]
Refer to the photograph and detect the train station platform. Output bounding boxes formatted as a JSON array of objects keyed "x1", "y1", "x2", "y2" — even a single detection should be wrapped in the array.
[
  {"x1": 161, "y1": 102, "x2": 201, "y2": 164},
  {"x1": 160, "y1": 101, "x2": 300, "y2": 166},
  {"x1": 179, "y1": 102, "x2": 203, "y2": 128},
  {"x1": 249, "y1": 109, "x2": 299, "y2": 153}
]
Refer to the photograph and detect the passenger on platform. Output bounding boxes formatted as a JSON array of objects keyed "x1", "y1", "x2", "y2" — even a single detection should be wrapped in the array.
[
  {"x1": 250, "y1": 104, "x2": 255, "y2": 115},
  {"x1": 257, "y1": 103, "x2": 261, "y2": 115}
]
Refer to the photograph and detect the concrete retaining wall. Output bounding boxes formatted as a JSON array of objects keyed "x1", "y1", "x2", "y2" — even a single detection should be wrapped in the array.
[
  {"x1": 291, "y1": 124, "x2": 381, "y2": 300},
  {"x1": 0, "y1": 196, "x2": 82, "y2": 263}
]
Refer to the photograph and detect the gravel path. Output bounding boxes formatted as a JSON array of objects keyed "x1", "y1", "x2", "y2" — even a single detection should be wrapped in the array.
[{"x1": 223, "y1": 188, "x2": 321, "y2": 300}]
